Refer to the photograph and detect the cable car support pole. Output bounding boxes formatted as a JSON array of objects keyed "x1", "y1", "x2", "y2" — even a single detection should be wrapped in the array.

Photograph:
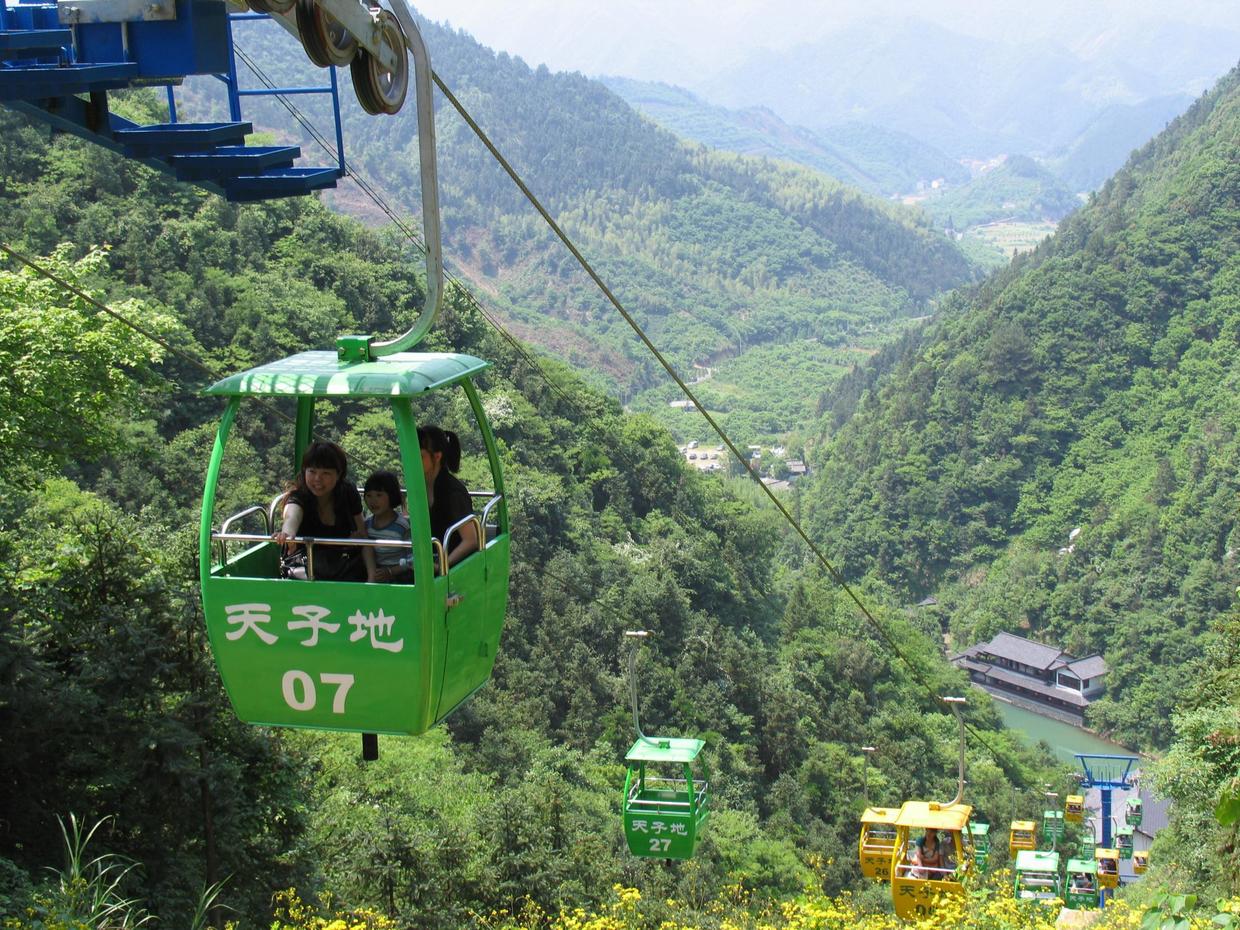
[
  {"x1": 340, "y1": 0, "x2": 443, "y2": 361},
  {"x1": 625, "y1": 630, "x2": 652, "y2": 744},
  {"x1": 942, "y1": 696, "x2": 967, "y2": 808},
  {"x1": 861, "y1": 745, "x2": 876, "y2": 807}
]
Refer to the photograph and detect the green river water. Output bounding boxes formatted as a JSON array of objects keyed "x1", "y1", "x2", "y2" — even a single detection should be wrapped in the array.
[{"x1": 991, "y1": 697, "x2": 1134, "y2": 766}]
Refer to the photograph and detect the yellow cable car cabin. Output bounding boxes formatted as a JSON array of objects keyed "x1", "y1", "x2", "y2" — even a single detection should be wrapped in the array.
[
  {"x1": 1133, "y1": 849, "x2": 1149, "y2": 874},
  {"x1": 1009, "y1": 820, "x2": 1037, "y2": 858},
  {"x1": 1095, "y1": 848, "x2": 1120, "y2": 889},
  {"x1": 859, "y1": 807, "x2": 901, "y2": 881},
  {"x1": 1065, "y1": 794, "x2": 1085, "y2": 823},
  {"x1": 889, "y1": 801, "x2": 973, "y2": 920}
]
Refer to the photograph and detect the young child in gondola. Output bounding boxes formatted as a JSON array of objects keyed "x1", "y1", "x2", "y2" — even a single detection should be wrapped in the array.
[{"x1": 364, "y1": 470, "x2": 413, "y2": 583}]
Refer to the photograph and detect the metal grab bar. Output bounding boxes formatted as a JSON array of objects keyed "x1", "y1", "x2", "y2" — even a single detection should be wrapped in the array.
[
  {"x1": 221, "y1": 506, "x2": 272, "y2": 537},
  {"x1": 627, "y1": 779, "x2": 709, "y2": 806},
  {"x1": 480, "y1": 494, "x2": 501, "y2": 521},
  {"x1": 268, "y1": 492, "x2": 288, "y2": 529},
  {"x1": 215, "y1": 506, "x2": 272, "y2": 566},
  {"x1": 626, "y1": 797, "x2": 693, "y2": 810},
  {"x1": 442, "y1": 513, "x2": 483, "y2": 564},
  {"x1": 431, "y1": 538, "x2": 445, "y2": 577},
  {"x1": 896, "y1": 863, "x2": 959, "y2": 879},
  {"x1": 211, "y1": 532, "x2": 409, "y2": 550}
]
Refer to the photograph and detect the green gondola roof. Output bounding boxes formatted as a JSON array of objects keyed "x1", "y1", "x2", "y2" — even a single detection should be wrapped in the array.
[
  {"x1": 205, "y1": 351, "x2": 488, "y2": 397},
  {"x1": 969, "y1": 822, "x2": 991, "y2": 834},
  {"x1": 1015, "y1": 850, "x2": 1060, "y2": 870},
  {"x1": 1067, "y1": 858, "x2": 1099, "y2": 874},
  {"x1": 625, "y1": 736, "x2": 705, "y2": 763}
]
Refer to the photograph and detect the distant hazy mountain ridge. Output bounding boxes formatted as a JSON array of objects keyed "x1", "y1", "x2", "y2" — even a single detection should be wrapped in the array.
[
  {"x1": 602, "y1": 76, "x2": 969, "y2": 197},
  {"x1": 694, "y1": 17, "x2": 1240, "y2": 160}
]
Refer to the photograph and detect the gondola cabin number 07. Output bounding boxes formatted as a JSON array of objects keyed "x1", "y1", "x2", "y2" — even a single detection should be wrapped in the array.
[
  {"x1": 200, "y1": 352, "x2": 511, "y2": 736},
  {"x1": 215, "y1": 592, "x2": 410, "y2": 728}
]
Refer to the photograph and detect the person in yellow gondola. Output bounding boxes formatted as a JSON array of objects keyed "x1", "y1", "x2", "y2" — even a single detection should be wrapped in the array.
[{"x1": 912, "y1": 829, "x2": 948, "y2": 879}]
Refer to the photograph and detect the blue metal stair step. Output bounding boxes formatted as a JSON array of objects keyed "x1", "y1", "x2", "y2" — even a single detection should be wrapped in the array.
[
  {"x1": 0, "y1": 61, "x2": 137, "y2": 100},
  {"x1": 114, "y1": 121, "x2": 253, "y2": 157},
  {"x1": 0, "y1": 28, "x2": 72, "y2": 57},
  {"x1": 170, "y1": 145, "x2": 300, "y2": 181},
  {"x1": 225, "y1": 166, "x2": 341, "y2": 202}
]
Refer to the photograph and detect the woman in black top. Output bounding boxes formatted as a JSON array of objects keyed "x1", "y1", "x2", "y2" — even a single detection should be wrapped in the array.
[
  {"x1": 418, "y1": 425, "x2": 478, "y2": 571},
  {"x1": 274, "y1": 440, "x2": 369, "y2": 581}
]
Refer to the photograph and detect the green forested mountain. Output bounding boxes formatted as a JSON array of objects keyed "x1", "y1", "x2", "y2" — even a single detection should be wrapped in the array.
[
  {"x1": 219, "y1": 16, "x2": 973, "y2": 440},
  {"x1": 0, "y1": 93, "x2": 1053, "y2": 928},
  {"x1": 600, "y1": 76, "x2": 969, "y2": 198},
  {"x1": 919, "y1": 154, "x2": 1082, "y2": 229},
  {"x1": 803, "y1": 64, "x2": 1240, "y2": 752}
]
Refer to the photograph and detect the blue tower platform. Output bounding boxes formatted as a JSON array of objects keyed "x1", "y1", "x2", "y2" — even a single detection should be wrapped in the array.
[{"x1": 0, "y1": 0, "x2": 345, "y2": 201}]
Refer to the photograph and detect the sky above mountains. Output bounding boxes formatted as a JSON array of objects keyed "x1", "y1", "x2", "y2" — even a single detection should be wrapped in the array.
[
  {"x1": 412, "y1": 0, "x2": 1240, "y2": 161},
  {"x1": 413, "y1": 0, "x2": 1240, "y2": 90}
]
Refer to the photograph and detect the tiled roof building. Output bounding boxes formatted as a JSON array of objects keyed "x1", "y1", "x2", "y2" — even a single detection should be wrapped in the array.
[{"x1": 951, "y1": 631, "x2": 1107, "y2": 720}]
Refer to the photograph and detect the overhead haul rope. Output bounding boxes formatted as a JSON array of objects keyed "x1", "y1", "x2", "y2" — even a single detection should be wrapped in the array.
[
  {"x1": 428, "y1": 75, "x2": 1022, "y2": 780},
  {"x1": 228, "y1": 51, "x2": 1022, "y2": 782}
]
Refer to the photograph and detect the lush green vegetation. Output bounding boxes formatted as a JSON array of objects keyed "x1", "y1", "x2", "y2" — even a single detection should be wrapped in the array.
[
  {"x1": 803, "y1": 66, "x2": 1240, "y2": 752},
  {"x1": 0, "y1": 100, "x2": 1055, "y2": 928},
  {"x1": 919, "y1": 156, "x2": 1081, "y2": 230},
  {"x1": 2, "y1": 28, "x2": 1239, "y2": 930}
]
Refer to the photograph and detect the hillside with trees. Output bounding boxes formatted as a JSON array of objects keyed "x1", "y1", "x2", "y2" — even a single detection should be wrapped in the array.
[
  {"x1": 918, "y1": 155, "x2": 1082, "y2": 230},
  {"x1": 2, "y1": 23, "x2": 1240, "y2": 930},
  {"x1": 216, "y1": 16, "x2": 974, "y2": 441},
  {"x1": 0, "y1": 94, "x2": 1052, "y2": 928},
  {"x1": 802, "y1": 64, "x2": 1240, "y2": 753}
]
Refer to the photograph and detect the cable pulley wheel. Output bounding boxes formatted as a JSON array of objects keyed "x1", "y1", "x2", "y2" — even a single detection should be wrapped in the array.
[
  {"x1": 247, "y1": 0, "x2": 295, "y2": 16},
  {"x1": 297, "y1": 0, "x2": 357, "y2": 67},
  {"x1": 350, "y1": 8, "x2": 408, "y2": 115}
]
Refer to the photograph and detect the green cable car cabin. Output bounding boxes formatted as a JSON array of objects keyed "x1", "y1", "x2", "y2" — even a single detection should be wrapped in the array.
[
  {"x1": 200, "y1": 351, "x2": 510, "y2": 736},
  {"x1": 1116, "y1": 825, "x2": 1135, "y2": 860},
  {"x1": 622, "y1": 736, "x2": 709, "y2": 859},
  {"x1": 1126, "y1": 796, "x2": 1143, "y2": 827},
  {"x1": 859, "y1": 807, "x2": 901, "y2": 880},
  {"x1": 1013, "y1": 850, "x2": 1061, "y2": 901},
  {"x1": 1042, "y1": 809, "x2": 1065, "y2": 843},
  {"x1": 968, "y1": 821, "x2": 991, "y2": 869},
  {"x1": 1065, "y1": 859, "x2": 1099, "y2": 909}
]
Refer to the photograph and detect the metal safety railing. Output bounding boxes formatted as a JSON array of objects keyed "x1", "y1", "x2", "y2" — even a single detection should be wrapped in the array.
[
  {"x1": 216, "y1": 491, "x2": 504, "y2": 576},
  {"x1": 626, "y1": 776, "x2": 709, "y2": 813},
  {"x1": 895, "y1": 862, "x2": 959, "y2": 880}
]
